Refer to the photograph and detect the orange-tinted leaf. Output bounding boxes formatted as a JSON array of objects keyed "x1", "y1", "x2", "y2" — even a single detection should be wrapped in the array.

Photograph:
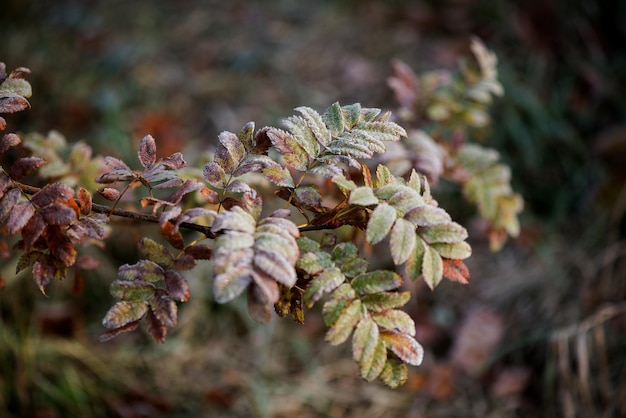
[
  {"x1": 31, "y1": 183, "x2": 75, "y2": 207},
  {"x1": 98, "y1": 187, "x2": 121, "y2": 201},
  {"x1": 41, "y1": 203, "x2": 77, "y2": 225},
  {"x1": 161, "y1": 221, "x2": 184, "y2": 250},
  {"x1": 150, "y1": 289, "x2": 177, "y2": 327},
  {"x1": 442, "y1": 259, "x2": 470, "y2": 284},
  {"x1": 97, "y1": 320, "x2": 140, "y2": 342},
  {"x1": 138, "y1": 134, "x2": 157, "y2": 169},
  {"x1": 0, "y1": 133, "x2": 21, "y2": 155},
  {"x1": 6, "y1": 201, "x2": 35, "y2": 234},
  {"x1": 381, "y1": 330, "x2": 424, "y2": 366},
  {"x1": 173, "y1": 254, "x2": 195, "y2": 271},
  {"x1": 102, "y1": 301, "x2": 148, "y2": 329},
  {"x1": 0, "y1": 117, "x2": 5, "y2": 130},
  {"x1": 146, "y1": 308, "x2": 167, "y2": 343},
  {"x1": 47, "y1": 225, "x2": 77, "y2": 267},
  {"x1": 0, "y1": 187, "x2": 20, "y2": 223},
  {"x1": 165, "y1": 270, "x2": 190, "y2": 302},
  {"x1": 77, "y1": 188, "x2": 92, "y2": 215},
  {"x1": 8, "y1": 157, "x2": 46, "y2": 180}
]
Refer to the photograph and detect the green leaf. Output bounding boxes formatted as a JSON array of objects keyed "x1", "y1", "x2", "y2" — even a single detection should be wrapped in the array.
[
  {"x1": 430, "y1": 241, "x2": 472, "y2": 260},
  {"x1": 422, "y1": 244, "x2": 443, "y2": 290},
  {"x1": 331, "y1": 242, "x2": 368, "y2": 278},
  {"x1": 378, "y1": 356, "x2": 408, "y2": 388},
  {"x1": 389, "y1": 218, "x2": 416, "y2": 265},
  {"x1": 102, "y1": 301, "x2": 148, "y2": 329},
  {"x1": 0, "y1": 78, "x2": 32, "y2": 98},
  {"x1": 375, "y1": 164, "x2": 394, "y2": 187},
  {"x1": 303, "y1": 267, "x2": 345, "y2": 308},
  {"x1": 322, "y1": 102, "x2": 345, "y2": 136},
  {"x1": 322, "y1": 283, "x2": 356, "y2": 326},
  {"x1": 331, "y1": 175, "x2": 357, "y2": 192},
  {"x1": 341, "y1": 103, "x2": 362, "y2": 128},
  {"x1": 418, "y1": 222, "x2": 468, "y2": 244},
  {"x1": 297, "y1": 251, "x2": 332, "y2": 276},
  {"x1": 366, "y1": 203, "x2": 396, "y2": 245},
  {"x1": 267, "y1": 128, "x2": 310, "y2": 171},
  {"x1": 118, "y1": 260, "x2": 165, "y2": 282},
  {"x1": 351, "y1": 271, "x2": 403, "y2": 295},
  {"x1": 283, "y1": 116, "x2": 320, "y2": 161},
  {"x1": 349, "y1": 186, "x2": 379, "y2": 206},
  {"x1": 325, "y1": 298, "x2": 363, "y2": 345},
  {"x1": 138, "y1": 238, "x2": 174, "y2": 268},
  {"x1": 404, "y1": 236, "x2": 426, "y2": 280},
  {"x1": 361, "y1": 291, "x2": 411, "y2": 313},
  {"x1": 405, "y1": 205, "x2": 452, "y2": 227},
  {"x1": 16, "y1": 251, "x2": 45, "y2": 274},
  {"x1": 352, "y1": 317, "x2": 386, "y2": 381},
  {"x1": 372, "y1": 310, "x2": 415, "y2": 336},
  {"x1": 110, "y1": 280, "x2": 156, "y2": 300},
  {"x1": 296, "y1": 236, "x2": 320, "y2": 253}
]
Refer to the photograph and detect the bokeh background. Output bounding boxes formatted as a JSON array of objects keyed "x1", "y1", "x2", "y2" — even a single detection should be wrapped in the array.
[{"x1": 1, "y1": 0, "x2": 625, "y2": 417}]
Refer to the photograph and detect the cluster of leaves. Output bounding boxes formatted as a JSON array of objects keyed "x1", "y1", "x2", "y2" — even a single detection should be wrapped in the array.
[
  {"x1": 0, "y1": 39, "x2": 519, "y2": 389},
  {"x1": 385, "y1": 38, "x2": 522, "y2": 250}
]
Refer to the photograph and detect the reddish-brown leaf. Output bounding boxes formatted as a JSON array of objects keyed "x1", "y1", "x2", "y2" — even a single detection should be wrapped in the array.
[
  {"x1": 77, "y1": 188, "x2": 92, "y2": 215},
  {"x1": 167, "y1": 179, "x2": 203, "y2": 205},
  {"x1": 0, "y1": 175, "x2": 11, "y2": 198},
  {"x1": 381, "y1": 330, "x2": 424, "y2": 366},
  {"x1": 162, "y1": 220, "x2": 184, "y2": 250},
  {"x1": 0, "y1": 95, "x2": 30, "y2": 114},
  {"x1": 47, "y1": 225, "x2": 77, "y2": 267},
  {"x1": 161, "y1": 152, "x2": 186, "y2": 170},
  {"x1": 97, "y1": 320, "x2": 140, "y2": 342},
  {"x1": 0, "y1": 187, "x2": 21, "y2": 223},
  {"x1": 0, "y1": 133, "x2": 21, "y2": 155},
  {"x1": 252, "y1": 126, "x2": 273, "y2": 155},
  {"x1": 77, "y1": 255, "x2": 100, "y2": 270},
  {"x1": 0, "y1": 117, "x2": 5, "y2": 131},
  {"x1": 98, "y1": 187, "x2": 121, "y2": 201},
  {"x1": 66, "y1": 214, "x2": 109, "y2": 242},
  {"x1": 31, "y1": 183, "x2": 75, "y2": 207},
  {"x1": 150, "y1": 289, "x2": 177, "y2": 327},
  {"x1": 184, "y1": 244, "x2": 212, "y2": 260},
  {"x1": 165, "y1": 270, "x2": 190, "y2": 302},
  {"x1": 6, "y1": 201, "x2": 35, "y2": 234},
  {"x1": 173, "y1": 254, "x2": 195, "y2": 271},
  {"x1": 138, "y1": 134, "x2": 157, "y2": 169},
  {"x1": 21, "y1": 213, "x2": 46, "y2": 250},
  {"x1": 32, "y1": 258, "x2": 55, "y2": 294},
  {"x1": 442, "y1": 259, "x2": 470, "y2": 284},
  {"x1": 8, "y1": 157, "x2": 46, "y2": 180},
  {"x1": 41, "y1": 203, "x2": 77, "y2": 226},
  {"x1": 8, "y1": 67, "x2": 31, "y2": 79},
  {"x1": 145, "y1": 308, "x2": 167, "y2": 343},
  {"x1": 200, "y1": 186, "x2": 220, "y2": 204},
  {"x1": 103, "y1": 156, "x2": 132, "y2": 171}
]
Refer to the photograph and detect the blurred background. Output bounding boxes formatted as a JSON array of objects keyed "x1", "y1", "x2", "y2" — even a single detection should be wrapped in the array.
[{"x1": 1, "y1": 0, "x2": 625, "y2": 417}]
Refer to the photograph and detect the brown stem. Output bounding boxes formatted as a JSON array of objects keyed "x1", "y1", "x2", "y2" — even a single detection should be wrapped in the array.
[{"x1": 15, "y1": 181, "x2": 215, "y2": 238}]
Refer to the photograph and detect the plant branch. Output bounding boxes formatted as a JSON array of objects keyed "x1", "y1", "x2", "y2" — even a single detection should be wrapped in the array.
[{"x1": 15, "y1": 181, "x2": 215, "y2": 238}]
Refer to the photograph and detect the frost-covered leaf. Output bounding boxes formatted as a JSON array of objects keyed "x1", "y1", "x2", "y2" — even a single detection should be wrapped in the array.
[
  {"x1": 102, "y1": 301, "x2": 148, "y2": 329},
  {"x1": 203, "y1": 161, "x2": 227, "y2": 188},
  {"x1": 381, "y1": 331, "x2": 424, "y2": 366},
  {"x1": 422, "y1": 245, "x2": 443, "y2": 290},
  {"x1": 390, "y1": 218, "x2": 416, "y2": 265},
  {"x1": 97, "y1": 320, "x2": 140, "y2": 343},
  {"x1": 372, "y1": 310, "x2": 415, "y2": 336},
  {"x1": 149, "y1": 289, "x2": 177, "y2": 328},
  {"x1": 431, "y1": 241, "x2": 472, "y2": 260},
  {"x1": 267, "y1": 127, "x2": 310, "y2": 171},
  {"x1": 378, "y1": 356, "x2": 408, "y2": 388},
  {"x1": 213, "y1": 265, "x2": 253, "y2": 303},
  {"x1": 40, "y1": 203, "x2": 77, "y2": 225},
  {"x1": 322, "y1": 284, "x2": 356, "y2": 327},
  {"x1": 118, "y1": 260, "x2": 165, "y2": 283},
  {"x1": 215, "y1": 130, "x2": 246, "y2": 173},
  {"x1": 366, "y1": 203, "x2": 396, "y2": 245},
  {"x1": 0, "y1": 133, "x2": 21, "y2": 155},
  {"x1": 419, "y1": 222, "x2": 468, "y2": 244},
  {"x1": 405, "y1": 205, "x2": 452, "y2": 227},
  {"x1": 6, "y1": 201, "x2": 35, "y2": 234},
  {"x1": 0, "y1": 187, "x2": 20, "y2": 224},
  {"x1": 165, "y1": 270, "x2": 190, "y2": 302},
  {"x1": 361, "y1": 291, "x2": 411, "y2": 313},
  {"x1": 351, "y1": 271, "x2": 403, "y2": 295},
  {"x1": 8, "y1": 157, "x2": 46, "y2": 180},
  {"x1": 352, "y1": 317, "x2": 386, "y2": 381},
  {"x1": 296, "y1": 106, "x2": 332, "y2": 146},
  {"x1": 303, "y1": 267, "x2": 344, "y2": 307},
  {"x1": 349, "y1": 187, "x2": 379, "y2": 206},
  {"x1": 325, "y1": 298, "x2": 362, "y2": 345},
  {"x1": 331, "y1": 242, "x2": 368, "y2": 278},
  {"x1": 145, "y1": 308, "x2": 167, "y2": 343},
  {"x1": 138, "y1": 134, "x2": 157, "y2": 169}
]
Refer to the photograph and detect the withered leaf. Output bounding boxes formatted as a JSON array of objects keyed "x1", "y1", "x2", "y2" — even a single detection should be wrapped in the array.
[
  {"x1": 378, "y1": 356, "x2": 408, "y2": 389},
  {"x1": 0, "y1": 117, "x2": 5, "y2": 131},
  {"x1": 161, "y1": 152, "x2": 186, "y2": 170},
  {"x1": 184, "y1": 244, "x2": 212, "y2": 260},
  {"x1": 118, "y1": 260, "x2": 165, "y2": 282},
  {"x1": 66, "y1": 214, "x2": 109, "y2": 243},
  {"x1": 0, "y1": 95, "x2": 30, "y2": 114},
  {"x1": 102, "y1": 301, "x2": 149, "y2": 329},
  {"x1": 16, "y1": 250, "x2": 45, "y2": 274},
  {"x1": 8, "y1": 157, "x2": 46, "y2": 180},
  {"x1": 32, "y1": 257, "x2": 56, "y2": 294},
  {"x1": 47, "y1": 225, "x2": 77, "y2": 267},
  {"x1": 138, "y1": 237, "x2": 174, "y2": 268},
  {"x1": 6, "y1": 201, "x2": 35, "y2": 234},
  {"x1": 0, "y1": 133, "x2": 21, "y2": 155},
  {"x1": 442, "y1": 258, "x2": 470, "y2": 284},
  {"x1": 97, "y1": 320, "x2": 140, "y2": 343},
  {"x1": 203, "y1": 161, "x2": 226, "y2": 188},
  {"x1": 138, "y1": 134, "x2": 157, "y2": 169},
  {"x1": 31, "y1": 183, "x2": 75, "y2": 207},
  {"x1": 41, "y1": 203, "x2": 77, "y2": 225},
  {"x1": 110, "y1": 279, "x2": 156, "y2": 300},
  {"x1": 165, "y1": 270, "x2": 190, "y2": 302},
  {"x1": 173, "y1": 254, "x2": 195, "y2": 270},
  {"x1": 247, "y1": 284, "x2": 273, "y2": 323},
  {"x1": 167, "y1": 179, "x2": 203, "y2": 205},
  {"x1": 146, "y1": 308, "x2": 167, "y2": 343},
  {"x1": 77, "y1": 188, "x2": 92, "y2": 215},
  {"x1": 0, "y1": 187, "x2": 20, "y2": 223},
  {"x1": 150, "y1": 289, "x2": 177, "y2": 327},
  {"x1": 21, "y1": 213, "x2": 46, "y2": 250}
]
